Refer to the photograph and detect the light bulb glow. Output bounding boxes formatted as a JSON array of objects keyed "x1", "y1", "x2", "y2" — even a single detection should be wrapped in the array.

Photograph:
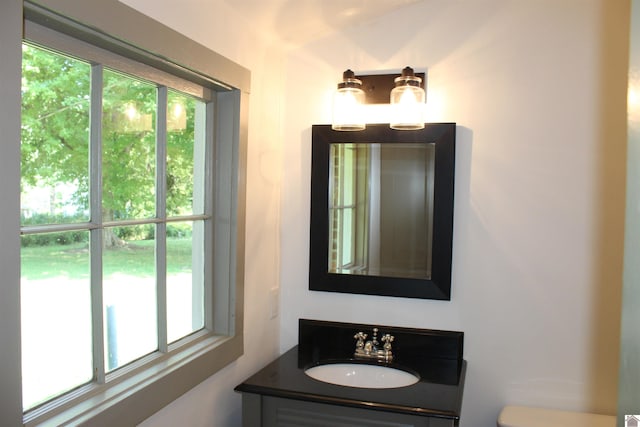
[
  {"x1": 398, "y1": 87, "x2": 418, "y2": 106},
  {"x1": 332, "y1": 87, "x2": 365, "y2": 131},
  {"x1": 390, "y1": 84, "x2": 425, "y2": 130},
  {"x1": 125, "y1": 103, "x2": 138, "y2": 121},
  {"x1": 172, "y1": 103, "x2": 184, "y2": 119},
  {"x1": 167, "y1": 100, "x2": 188, "y2": 131},
  {"x1": 120, "y1": 102, "x2": 152, "y2": 132}
]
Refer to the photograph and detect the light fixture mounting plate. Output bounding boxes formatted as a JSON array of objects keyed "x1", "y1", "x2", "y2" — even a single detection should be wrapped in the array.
[{"x1": 356, "y1": 72, "x2": 426, "y2": 104}]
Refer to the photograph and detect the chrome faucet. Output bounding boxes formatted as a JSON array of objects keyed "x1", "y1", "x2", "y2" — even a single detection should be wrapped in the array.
[{"x1": 353, "y1": 328, "x2": 394, "y2": 362}]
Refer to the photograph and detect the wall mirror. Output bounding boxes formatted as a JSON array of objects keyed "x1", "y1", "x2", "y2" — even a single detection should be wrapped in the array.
[{"x1": 309, "y1": 123, "x2": 456, "y2": 299}]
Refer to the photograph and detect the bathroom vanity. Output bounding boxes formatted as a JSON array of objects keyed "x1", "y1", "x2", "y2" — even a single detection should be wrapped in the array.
[{"x1": 235, "y1": 319, "x2": 465, "y2": 427}]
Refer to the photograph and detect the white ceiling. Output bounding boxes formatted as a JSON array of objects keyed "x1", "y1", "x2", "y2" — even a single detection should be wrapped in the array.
[{"x1": 217, "y1": 0, "x2": 424, "y2": 47}]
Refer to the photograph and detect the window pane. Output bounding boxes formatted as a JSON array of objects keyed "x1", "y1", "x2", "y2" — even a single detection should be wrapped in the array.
[
  {"x1": 102, "y1": 70, "x2": 156, "y2": 221},
  {"x1": 167, "y1": 221, "x2": 204, "y2": 343},
  {"x1": 21, "y1": 44, "x2": 90, "y2": 225},
  {"x1": 341, "y1": 208, "x2": 354, "y2": 267},
  {"x1": 21, "y1": 232, "x2": 92, "y2": 410},
  {"x1": 103, "y1": 225, "x2": 157, "y2": 371},
  {"x1": 167, "y1": 91, "x2": 206, "y2": 216}
]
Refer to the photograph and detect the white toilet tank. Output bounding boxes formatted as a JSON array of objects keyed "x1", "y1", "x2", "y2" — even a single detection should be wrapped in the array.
[{"x1": 498, "y1": 406, "x2": 616, "y2": 427}]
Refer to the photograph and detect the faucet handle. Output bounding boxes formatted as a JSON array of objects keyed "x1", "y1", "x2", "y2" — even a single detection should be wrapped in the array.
[
  {"x1": 354, "y1": 331, "x2": 367, "y2": 348},
  {"x1": 381, "y1": 334, "x2": 394, "y2": 351}
]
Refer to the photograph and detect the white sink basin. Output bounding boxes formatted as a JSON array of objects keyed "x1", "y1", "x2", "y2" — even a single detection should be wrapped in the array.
[{"x1": 304, "y1": 363, "x2": 419, "y2": 389}]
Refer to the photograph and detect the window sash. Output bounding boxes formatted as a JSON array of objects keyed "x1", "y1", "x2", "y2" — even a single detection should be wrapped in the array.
[
  {"x1": 20, "y1": 39, "x2": 214, "y2": 410},
  {"x1": 9, "y1": 1, "x2": 249, "y2": 425}
]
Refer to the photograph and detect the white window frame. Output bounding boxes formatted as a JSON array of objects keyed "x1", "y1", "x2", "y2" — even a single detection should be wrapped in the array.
[{"x1": 0, "y1": 1, "x2": 249, "y2": 425}]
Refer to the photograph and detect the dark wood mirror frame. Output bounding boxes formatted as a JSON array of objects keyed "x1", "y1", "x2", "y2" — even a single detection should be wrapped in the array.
[{"x1": 309, "y1": 123, "x2": 456, "y2": 300}]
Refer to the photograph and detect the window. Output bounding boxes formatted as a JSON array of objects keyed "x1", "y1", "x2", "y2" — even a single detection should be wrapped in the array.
[
  {"x1": 0, "y1": 1, "x2": 249, "y2": 425},
  {"x1": 328, "y1": 144, "x2": 370, "y2": 274},
  {"x1": 21, "y1": 43, "x2": 209, "y2": 410}
]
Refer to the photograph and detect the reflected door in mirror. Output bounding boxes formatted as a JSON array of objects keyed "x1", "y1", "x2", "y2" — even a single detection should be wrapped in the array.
[{"x1": 328, "y1": 143, "x2": 435, "y2": 279}]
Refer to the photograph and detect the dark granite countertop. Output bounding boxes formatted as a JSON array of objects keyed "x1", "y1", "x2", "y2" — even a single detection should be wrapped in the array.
[{"x1": 235, "y1": 320, "x2": 466, "y2": 421}]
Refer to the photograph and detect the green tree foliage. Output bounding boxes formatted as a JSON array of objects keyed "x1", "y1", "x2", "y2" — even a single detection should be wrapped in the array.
[
  {"x1": 102, "y1": 69, "x2": 158, "y2": 221},
  {"x1": 21, "y1": 44, "x2": 198, "y2": 243},
  {"x1": 21, "y1": 44, "x2": 90, "y2": 196}
]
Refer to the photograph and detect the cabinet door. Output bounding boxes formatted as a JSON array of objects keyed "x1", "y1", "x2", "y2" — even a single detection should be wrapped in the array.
[{"x1": 261, "y1": 396, "x2": 453, "y2": 427}]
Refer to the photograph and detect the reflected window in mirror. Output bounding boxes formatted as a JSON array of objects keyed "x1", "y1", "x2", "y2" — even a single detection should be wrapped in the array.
[{"x1": 310, "y1": 124, "x2": 455, "y2": 300}]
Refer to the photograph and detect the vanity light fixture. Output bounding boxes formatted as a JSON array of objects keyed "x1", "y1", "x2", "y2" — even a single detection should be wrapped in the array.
[
  {"x1": 331, "y1": 69, "x2": 366, "y2": 131},
  {"x1": 331, "y1": 67, "x2": 426, "y2": 131},
  {"x1": 390, "y1": 66, "x2": 425, "y2": 130}
]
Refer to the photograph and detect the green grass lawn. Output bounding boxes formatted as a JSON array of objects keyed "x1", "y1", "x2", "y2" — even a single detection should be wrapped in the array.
[{"x1": 21, "y1": 238, "x2": 194, "y2": 280}]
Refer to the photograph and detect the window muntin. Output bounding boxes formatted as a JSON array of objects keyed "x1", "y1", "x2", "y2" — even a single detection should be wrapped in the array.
[{"x1": 20, "y1": 42, "x2": 211, "y2": 411}]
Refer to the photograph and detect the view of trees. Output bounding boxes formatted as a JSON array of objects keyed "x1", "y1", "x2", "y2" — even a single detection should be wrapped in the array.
[
  {"x1": 21, "y1": 43, "x2": 199, "y2": 245},
  {"x1": 20, "y1": 43, "x2": 206, "y2": 411}
]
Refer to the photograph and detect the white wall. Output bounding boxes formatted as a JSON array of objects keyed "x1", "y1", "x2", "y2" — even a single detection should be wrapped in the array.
[
  {"x1": 280, "y1": 1, "x2": 628, "y2": 426},
  {"x1": 117, "y1": 1, "x2": 286, "y2": 425}
]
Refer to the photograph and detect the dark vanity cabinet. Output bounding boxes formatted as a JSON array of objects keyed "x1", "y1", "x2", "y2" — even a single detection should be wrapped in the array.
[
  {"x1": 235, "y1": 320, "x2": 465, "y2": 427},
  {"x1": 242, "y1": 394, "x2": 456, "y2": 427}
]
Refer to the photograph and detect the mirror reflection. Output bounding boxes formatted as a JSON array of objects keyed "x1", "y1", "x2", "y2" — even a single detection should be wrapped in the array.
[{"x1": 328, "y1": 143, "x2": 435, "y2": 279}]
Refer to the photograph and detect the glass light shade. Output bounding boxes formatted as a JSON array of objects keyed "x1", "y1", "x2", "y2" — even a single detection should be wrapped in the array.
[
  {"x1": 332, "y1": 70, "x2": 365, "y2": 131},
  {"x1": 390, "y1": 67, "x2": 425, "y2": 130}
]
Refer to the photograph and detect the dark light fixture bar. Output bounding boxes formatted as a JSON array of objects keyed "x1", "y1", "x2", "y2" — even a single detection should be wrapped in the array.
[{"x1": 356, "y1": 70, "x2": 426, "y2": 104}]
